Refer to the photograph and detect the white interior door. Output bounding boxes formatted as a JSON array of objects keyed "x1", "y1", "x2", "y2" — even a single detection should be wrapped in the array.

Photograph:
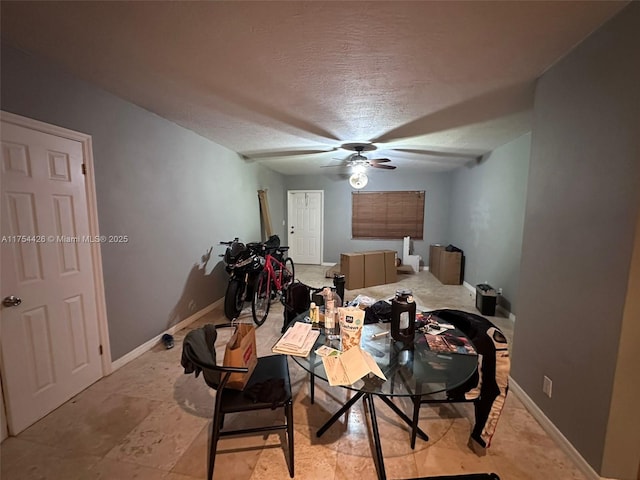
[
  {"x1": 287, "y1": 191, "x2": 323, "y2": 265},
  {"x1": 1, "y1": 120, "x2": 103, "y2": 434},
  {"x1": 1, "y1": 379, "x2": 7, "y2": 441}
]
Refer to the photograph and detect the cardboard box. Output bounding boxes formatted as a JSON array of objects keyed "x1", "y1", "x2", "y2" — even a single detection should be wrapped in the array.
[
  {"x1": 340, "y1": 253, "x2": 364, "y2": 290},
  {"x1": 438, "y1": 251, "x2": 462, "y2": 285},
  {"x1": 429, "y1": 244, "x2": 444, "y2": 278},
  {"x1": 340, "y1": 249, "x2": 398, "y2": 289},
  {"x1": 381, "y1": 250, "x2": 397, "y2": 283},
  {"x1": 365, "y1": 249, "x2": 397, "y2": 283},
  {"x1": 362, "y1": 251, "x2": 386, "y2": 287}
]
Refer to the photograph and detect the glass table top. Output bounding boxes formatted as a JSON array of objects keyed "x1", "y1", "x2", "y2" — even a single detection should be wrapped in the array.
[{"x1": 289, "y1": 315, "x2": 478, "y2": 397}]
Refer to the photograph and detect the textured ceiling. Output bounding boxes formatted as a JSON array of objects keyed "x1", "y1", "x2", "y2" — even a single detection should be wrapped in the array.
[{"x1": 0, "y1": 1, "x2": 628, "y2": 175}]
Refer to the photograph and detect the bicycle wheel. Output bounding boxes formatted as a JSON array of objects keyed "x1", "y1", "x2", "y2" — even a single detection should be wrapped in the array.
[
  {"x1": 283, "y1": 257, "x2": 295, "y2": 288},
  {"x1": 251, "y1": 271, "x2": 271, "y2": 326}
]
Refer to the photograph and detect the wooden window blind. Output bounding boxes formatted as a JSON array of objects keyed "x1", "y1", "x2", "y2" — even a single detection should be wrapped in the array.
[{"x1": 352, "y1": 191, "x2": 425, "y2": 239}]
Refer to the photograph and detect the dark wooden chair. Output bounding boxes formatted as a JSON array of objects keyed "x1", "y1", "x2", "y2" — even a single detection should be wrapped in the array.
[{"x1": 181, "y1": 324, "x2": 294, "y2": 479}]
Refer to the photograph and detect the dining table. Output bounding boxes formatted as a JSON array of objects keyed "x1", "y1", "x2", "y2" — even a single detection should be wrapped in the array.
[{"x1": 289, "y1": 314, "x2": 479, "y2": 480}]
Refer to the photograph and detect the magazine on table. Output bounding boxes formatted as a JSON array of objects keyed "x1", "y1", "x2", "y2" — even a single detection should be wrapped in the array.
[{"x1": 425, "y1": 332, "x2": 477, "y2": 355}]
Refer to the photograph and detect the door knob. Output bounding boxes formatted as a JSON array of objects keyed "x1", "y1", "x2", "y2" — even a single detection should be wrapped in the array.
[{"x1": 3, "y1": 295, "x2": 22, "y2": 307}]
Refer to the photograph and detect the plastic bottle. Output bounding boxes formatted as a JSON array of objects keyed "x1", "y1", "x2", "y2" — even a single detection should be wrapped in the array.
[
  {"x1": 322, "y1": 286, "x2": 342, "y2": 308},
  {"x1": 321, "y1": 287, "x2": 332, "y2": 304},
  {"x1": 331, "y1": 287, "x2": 343, "y2": 307},
  {"x1": 309, "y1": 302, "x2": 320, "y2": 329},
  {"x1": 324, "y1": 299, "x2": 340, "y2": 340}
]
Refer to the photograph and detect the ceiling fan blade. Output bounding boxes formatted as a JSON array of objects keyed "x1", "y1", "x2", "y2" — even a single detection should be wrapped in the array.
[
  {"x1": 390, "y1": 148, "x2": 482, "y2": 160},
  {"x1": 369, "y1": 158, "x2": 391, "y2": 163},
  {"x1": 321, "y1": 163, "x2": 348, "y2": 168},
  {"x1": 370, "y1": 164, "x2": 397, "y2": 170},
  {"x1": 241, "y1": 147, "x2": 338, "y2": 160}
]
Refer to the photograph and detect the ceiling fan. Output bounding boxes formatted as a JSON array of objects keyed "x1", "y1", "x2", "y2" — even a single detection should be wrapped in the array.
[
  {"x1": 319, "y1": 143, "x2": 399, "y2": 189},
  {"x1": 323, "y1": 143, "x2": 397, "y2": 171},
  {"x1": 241, "y1": 140, "x2": 485, "y2": 172},
  {"x1": 240, "y1": 140, "x2": 486, "y2": 186}
]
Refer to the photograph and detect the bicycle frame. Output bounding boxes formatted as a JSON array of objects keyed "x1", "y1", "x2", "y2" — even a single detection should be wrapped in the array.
[
  {"x1": 263, "y1": 253, "x2": 289, "y2": 294},
  {"x1": 252, "y1": 248, "x2": 294, "y2": 326}
]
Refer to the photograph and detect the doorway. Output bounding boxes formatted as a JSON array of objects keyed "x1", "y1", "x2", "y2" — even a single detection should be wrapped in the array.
[
  {"x1": 287, "y1": 190, "x2": 323, "y2": 265},
  {"x1": 0, "y1": 112, "x2": 110, "y2": 436}
]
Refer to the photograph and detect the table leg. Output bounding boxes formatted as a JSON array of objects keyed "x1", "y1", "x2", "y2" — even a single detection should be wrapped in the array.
[
  {"x1": 377, "y1": 395, "x2": 429, "y2": 441},
  {"x1": 315, "y1": 390, "x2": 432, "y2": 480},
  {"x1": 410, "y1": 395, "x2": 420, "y2": 449},
  {"x1": 316, "y1": 390, "x2": 365, "y2": 437},
  {"x1": 363, "y1": 393, "x2": 386, "y2": 480},
  {"x1": 308, "y1": 353, "x2": 323, "y2": 405}
]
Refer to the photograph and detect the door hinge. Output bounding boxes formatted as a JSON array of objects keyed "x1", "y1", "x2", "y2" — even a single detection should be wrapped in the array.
[
  {"x1": 82, "y1": 164, "x2": 87, "y2": 175},
  {"x1": 99, "y1": 344, "x2": 103, "y2": 355}
]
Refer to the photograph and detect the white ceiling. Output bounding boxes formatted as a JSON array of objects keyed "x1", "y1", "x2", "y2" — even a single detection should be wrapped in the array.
[{"x1": 0, "y1": 1, "x2": 628, "y2": 175}]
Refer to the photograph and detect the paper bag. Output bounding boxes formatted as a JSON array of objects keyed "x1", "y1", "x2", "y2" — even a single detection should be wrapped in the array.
[{"x1": 223, "y1": 323, "x2": 258, "y2": 390}]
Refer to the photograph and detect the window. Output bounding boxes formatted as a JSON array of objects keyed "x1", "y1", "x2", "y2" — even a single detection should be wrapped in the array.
[{"x1": 352, "y1": 191, "x2": 425, "y2": 239}]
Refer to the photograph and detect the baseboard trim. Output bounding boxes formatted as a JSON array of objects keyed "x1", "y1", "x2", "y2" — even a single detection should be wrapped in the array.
[
  {"x1": 111, "y1": 299, "x2": 222, "y2": 371},
  {"x1": 321, "y1": 262, "x2": 335, "y2": 267},
  {"x1": 509, "y1": 378, "x2": 605, "y2": 480},
  {"x1": 497, "y1": 304, "x2": 517, "y2": 322},
  {"x1": 463, "y1": 281, "x2": 475, "y2": 294}
]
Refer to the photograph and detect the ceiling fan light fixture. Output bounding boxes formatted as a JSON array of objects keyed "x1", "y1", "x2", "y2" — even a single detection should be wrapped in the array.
[
  {"x1": 349, "y1": 172, "x2": 368, "y2": 189},
  {"x1": 352, "y1": 164, "x2": 366, "y2": 174}
]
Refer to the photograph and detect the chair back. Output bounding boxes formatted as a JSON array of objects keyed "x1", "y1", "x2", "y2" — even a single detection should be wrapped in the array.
[
  {"x1": 182, "y1": 325, "x2": 221, "y2": 389},
  {"x1": 282, "y1": 281, "x2": 312, "y2": 332},
  {"x1": 181, "y1": 325, "x2": 249, "y2": 390}
]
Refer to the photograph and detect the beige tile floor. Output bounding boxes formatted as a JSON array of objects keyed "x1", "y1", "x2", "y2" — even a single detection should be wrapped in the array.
[{"x1": 0, "y1": 265, "x2": 587, "y2": 480}]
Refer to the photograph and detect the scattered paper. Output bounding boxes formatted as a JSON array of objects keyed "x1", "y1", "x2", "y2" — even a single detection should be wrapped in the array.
[
  {"x1": 424, "y1": 324, "x2": 450, "y2": 335},
  {"x1": 272, "y1": 322, "x2": 319, "y2": 357},
  {"x1": 278, "y1": 321, "x2": 312, "y2": 349},
  {"x1": 322, "y1": 346, "x2": 386, "y2": 386},
  {"x1": 315, "y1": 345, "x2": 341, "y2": 357}
]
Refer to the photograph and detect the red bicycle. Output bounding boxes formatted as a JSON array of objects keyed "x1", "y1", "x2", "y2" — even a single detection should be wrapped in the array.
[{"x1": 251, "y1": 246, "x2": 295, "y2": 326}]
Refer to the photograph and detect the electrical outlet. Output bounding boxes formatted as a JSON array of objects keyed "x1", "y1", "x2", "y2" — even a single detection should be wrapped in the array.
[{"x1": 543, "y1": 376, "x2": 553, "y2": 398}]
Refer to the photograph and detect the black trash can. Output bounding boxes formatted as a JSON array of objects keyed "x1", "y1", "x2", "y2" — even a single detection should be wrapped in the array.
[{"x1": 475, "y1": 284, "x2": 497, "y2": 316}]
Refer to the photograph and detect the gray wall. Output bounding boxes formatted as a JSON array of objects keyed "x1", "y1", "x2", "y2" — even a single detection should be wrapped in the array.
[
  {"x1": 512, "y1": 3, "x2": 640, "y2": 478},
  {"x1": 449, "y1": 134, "x2": 531, "y2": 315},
  {"x1": 1, "y1": 43, "x2": 286, "y2": 361},
  {"x1": 285, "y1": 170, "x2": 453, "y2": 264}
]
